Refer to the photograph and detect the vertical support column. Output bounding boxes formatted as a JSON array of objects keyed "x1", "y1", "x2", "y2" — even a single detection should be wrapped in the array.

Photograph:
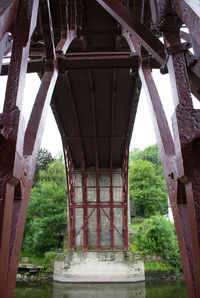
[
  {"x1": 68, "y1": 171, "x2": 75, "y2": 251},
  {"x1": 129, "y1": 32, "x2": 197, "y2": 295},
  {"x1": 110, "y1": 171, "x2": 114, "y2": 250},
  {"x1": 88, "y1": 71, "x2": 101, "y2": 251},
  {"x1": 122, "y1": 148, "x2": 129, "y2": 251},
  {"x1": 0, "y1": 1, "x2": 39, "y2": 297},
  {"x1": 65, "y1": 147, "x2": 76, "y2": 252},
  {"x1": 139, "y1": 63, "x2": 197, "y2": 297},
  {"x1": 81, "y1": 152, "x2": 88, "y2": 252},
  {"x1": 96, "y1": 168, "x2": 101, "y2": 251},
  {"x1": 163, "y1": 28, "x2": 200, "y2": 297},
  {"x1": 110, "y1": 71, "x2": 115, "y2": 251}
]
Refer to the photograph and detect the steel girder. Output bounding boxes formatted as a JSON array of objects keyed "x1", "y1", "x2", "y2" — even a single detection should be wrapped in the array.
[
  {"x1": 0, "y1": 0, "x2": 78, "y2": 296},
  {"x1": 1, "y1": 0, "x2": 200, "y2": 297}
]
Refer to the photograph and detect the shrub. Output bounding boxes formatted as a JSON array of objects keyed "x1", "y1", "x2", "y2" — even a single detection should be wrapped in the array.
[
  {"x1": 134, "y1": 215, "x2": 182, "y2": 271},
  {"x1": 43, "y1": 251, "x2": 57, "y2": 269},
  {"x1": 129, "y1": 159, "x2": 168, "y2": 217}
]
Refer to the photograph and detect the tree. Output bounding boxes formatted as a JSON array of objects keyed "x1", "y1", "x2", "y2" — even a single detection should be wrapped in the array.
[
  {"x1": 129, "y1": 159, "x2": 168, "y2": 217},
  {"x1": 22, "y1": 152, "x2": 67, "y2": 256},
  {"x1": 140, "y1": 144, "x2": 161, "y2": 168},
  {"x1": 129, "y1": 148, "x2": 142, "y2": 163},
  {"x1": 135, "y1": 215, "x2": 182, "y2": 270},
  {"x1": 140, "y1": 144, "x2": 164, "y2": 177},
  {"x1": 129, "y1": 144, "x2": 164, "y2": 177},
  {"x1": 23, "y1": 181, "x2": 67, "y2": 255},
  {"x1": 33, "y1": 148, "x2": 54, "y2": 186},
  {"x1": 39, "y1": 157, "x2": 67, "y2": 191}
]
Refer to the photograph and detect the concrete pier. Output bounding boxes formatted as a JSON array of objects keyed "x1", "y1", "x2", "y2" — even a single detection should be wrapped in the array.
[{"x1": 53, "y1": 252, "x2": 145, "y2": 283}]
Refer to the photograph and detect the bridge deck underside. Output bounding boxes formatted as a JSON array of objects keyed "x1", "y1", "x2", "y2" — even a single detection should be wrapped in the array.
[
  {"x1": 53, "y1": 68, "x2": 140, "y2": 168},
  {"x1": 1, "y1": 0, "x2": 200, "y2": 297},
  {"x1": 50, "y1": 1, "x2": 141, "y2": 252}
]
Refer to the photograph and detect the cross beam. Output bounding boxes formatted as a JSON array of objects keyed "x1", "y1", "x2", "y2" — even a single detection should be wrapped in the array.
[{"x1": 96, "y1": 0, "x2": 165, "y2": 65}]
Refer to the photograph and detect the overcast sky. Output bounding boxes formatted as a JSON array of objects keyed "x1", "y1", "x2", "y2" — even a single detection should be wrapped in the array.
[{"x1": 1, "y1": 69, "x2": 199, "y2": 157}]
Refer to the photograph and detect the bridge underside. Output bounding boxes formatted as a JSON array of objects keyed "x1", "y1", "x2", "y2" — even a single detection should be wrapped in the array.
[{"x1": 1, "y1": 0, "x2": 200, "y2": 297}]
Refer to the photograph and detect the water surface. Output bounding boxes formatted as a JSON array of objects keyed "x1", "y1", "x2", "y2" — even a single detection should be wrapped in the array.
[{"x1": 14, "y1": 280, "x2": 187, "y2": 298}]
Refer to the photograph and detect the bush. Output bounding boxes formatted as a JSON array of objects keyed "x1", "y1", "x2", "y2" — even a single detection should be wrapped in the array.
[
  {"x1": 22, "y1": 182, "x2": 66, "y2": 256},
  {"x1": 134, "y1": 215, "x2": 182, "y2": 271},
  {"x1": 129, "y1": 159, "x2": 168, "y2": 217},
  {"x1": 43, "y1": 252, "x2": 57, "y2": 269}
]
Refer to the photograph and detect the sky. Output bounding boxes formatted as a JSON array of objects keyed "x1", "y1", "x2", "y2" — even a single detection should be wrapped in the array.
[{"x1": 1, "y1": 69, "x2": 199, "y2": 157}]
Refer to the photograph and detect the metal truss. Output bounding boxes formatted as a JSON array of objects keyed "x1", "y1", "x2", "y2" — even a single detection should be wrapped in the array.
[{"x1": 0, "y1": 0, "x2": 200, "y2": 297}]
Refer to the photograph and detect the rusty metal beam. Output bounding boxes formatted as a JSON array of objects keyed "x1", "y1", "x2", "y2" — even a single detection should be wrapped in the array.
[
  {"x1": 23, "y1": 71, "x2": 58, "y2": 155},
  {"x1": 0, "y1": 33, "x2": 7, "y2": 73},
  {"x1": 0, "y1": 0, "x2": 19, "y2": 41},
  {"x1": 123, "y1": 32, "x2": 197, "y2": 297},
  {"x1": 57, "y1": 52, "x2": 139, "y2": 71},
  {"x1": 1, "y1": 55, "x2": 161, "y2": 76},
  {"x1": 186, "y1": 51, "x2": 200, "y2": 101},
  {"x1": 164, "y1": 28, "x2": 200, "y2": 296},
  {"x1": 141, "y1": 64, "x2": 197, "y2": 298},
  {"x1": 0, "y1": 0, "x2": 79, "y2": 295},
  {"x1": 1, "y1": 59, "x2": 44, "y2": 76},
  {"x1": 40, "y1": 0, "x2": 56, "y2": 70},
  {"x1": 96, "y1": 0, "x2": 165, "y2": 65},
  {"x1": 110, "y1": 71, "x2": 116, "y2": 251},
  {"x1": 78, "y1": 27, "x2": 121, "y2": 36},
  {"x1": 0, "y1": 0, "x2": 40, "y2": 296},
  {"x1": 172, "y1": 0, "x2": 200, "y2": 48},
  {"x1": 88, "y1": 71, "x2": 101, "y2": 251}
]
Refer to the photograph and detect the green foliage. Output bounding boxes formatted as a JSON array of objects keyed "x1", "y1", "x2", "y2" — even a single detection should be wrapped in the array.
[
  {"x1": 129, "y1": 148, "x2": 143, "y2": 163},
  {"x1": 22, "y1": 149, "x2": 67, "y2": 256},
  {"x1": 33, "y1": 148, "x2": 54, "y2": 186},
  {"x1": 39, "y1": 159, "x2": 67, "y2": 191},
  {"x1": 141, "y1": 144, "x2": 161, "y2": 168},
  {"x1": 129, "y1": 159, "x2": 168, "y2": 217},
  {"x1": 129, "y1": 144, "x2": 164, "y2": 177},
  {"x1": 134, "y1": 215, "x2": 182, "y2": 271},
  {"x1": 43, "y1": 251, "x2": 57, "y2": 270},
  {"x1": 144, "y1": 261, "x2": 174, "y2": 273},
  {"x1": 22, "y1": 181, "x2": 67, "y2": 256},
  {"x1": 22, "y1": 153, "x2": 67, "y2": 256},
  {"x1": 146, "y1": 280, "x2": 187, "y2": 298}
]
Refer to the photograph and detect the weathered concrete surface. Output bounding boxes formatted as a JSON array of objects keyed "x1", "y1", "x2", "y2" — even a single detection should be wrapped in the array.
[
  {"x1": 53, "y1": 282, "x2": 146, "y2": 298},
  {"x1": 53, "y1": 252, "x2": 145, "y2": 283}
]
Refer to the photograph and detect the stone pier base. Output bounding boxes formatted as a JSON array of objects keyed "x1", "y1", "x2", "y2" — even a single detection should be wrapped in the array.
[{"x1": 53, "y1": 252, "x2": 145, "y2": 283}]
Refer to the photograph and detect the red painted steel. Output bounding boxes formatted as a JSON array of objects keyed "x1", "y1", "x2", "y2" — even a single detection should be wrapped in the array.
[
  {"x1": 96, "y1": 0, "x2": 165, "y2": 65},
  {"x1": 1, "y1": 0, "x2": 200, "y2": 297},
  {"x1": 172, "y1": 0, "x2": 200, "y2": 47},
  {"x1": 67, "y1": 168, "x2": 128, "y2": 252},
  {"x1": 0, "y1": 0, "x2": 78, "y2": 295}
]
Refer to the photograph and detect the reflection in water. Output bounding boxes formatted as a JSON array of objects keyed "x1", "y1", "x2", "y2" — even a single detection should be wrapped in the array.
[
  {"x1": 14, "y1": 280, "x2": 187, "y2": 298},
  {"x1": 146, "y1": 280, "x2": 187, "y2": 298},
  {"x1": 14, "y1": 281, "x2": 53, "y2": 298},
  {"x1": 54, "y1": 282, "x2": 145, "y2": 298}
]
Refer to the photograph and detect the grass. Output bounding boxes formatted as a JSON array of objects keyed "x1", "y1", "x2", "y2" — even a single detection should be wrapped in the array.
[
  {"x1": 144, "y1": 261, "x2": 174, "y2": 273},
  {"x1": 131, "y1": 217, "x2": 145, "y2": 231},
  {"x1": 19, "y1": 252, "x2": 57, "y2": 276}
]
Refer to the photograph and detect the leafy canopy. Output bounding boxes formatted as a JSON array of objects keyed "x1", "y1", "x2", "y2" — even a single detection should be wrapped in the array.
[
  {"x1": 129, "y1": 157, "x2": 168, "y2": 217},
  {"x1": 129, "y1": 144, "x2": 168, "y2": 217},
  {"x1": 22, "y1": 150, "x2": 67, "y2": 256},
  {"x1": 135, "y1": 215, "x2": 182, "y2": 270},
  {"x1": 129, "y1": 144, "x2": 164, "y2": 177},
  {"x1": 33, "y1": 148, "x2": 54, "y2": 186}
]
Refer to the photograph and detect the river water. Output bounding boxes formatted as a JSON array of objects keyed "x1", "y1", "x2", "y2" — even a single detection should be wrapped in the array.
[{"x1": 14, "y1": 280, "x2": 187, "y2": 298}]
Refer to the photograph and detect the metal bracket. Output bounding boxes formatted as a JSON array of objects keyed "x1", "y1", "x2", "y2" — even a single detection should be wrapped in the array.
[{"x1": 166, "y1": 41, "x2": 191, "y2": 55}]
